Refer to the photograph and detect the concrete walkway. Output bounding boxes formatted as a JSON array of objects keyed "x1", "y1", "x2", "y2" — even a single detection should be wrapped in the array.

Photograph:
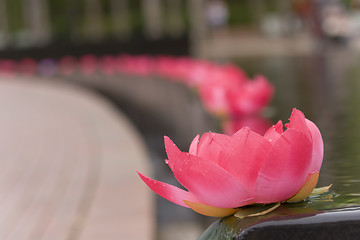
[{"x1": 0, "y1": 77, "x2": 154, "y2": 240}]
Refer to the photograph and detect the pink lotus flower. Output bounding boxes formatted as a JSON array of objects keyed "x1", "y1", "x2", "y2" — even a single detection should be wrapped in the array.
[
  {"x1": 0, "y1": 60, "x2": 16, "y2": 77},
  {"x1": 181, "y1": 60, "x2": 212, "y2": 87},
  {"x1": 138, "y1": 109, "x2": 324, "y2": 217},
  {"x1": 154, "y1": 56, "x2": 186, "y2": 80},
  {"x1": 79, "y1": 54, "x2": 98, "y2": 75},
  {"x1": 18, "y1": 58, "x2": 37, "y2": 76},
  {"x1": 59, "y1": 56, "x2": 77, "y2": 76},
  {"x1": 227, "y1": 75, "x2": 274, "y2": 116},
  {"x1": 99, "y1": 55, "x2": 117, "y2": 76},
  {"x1": 199, "y1": 73, "x2": 273, "y2": 117},
  {"x1": 118, "y1": 55, "x2": 154, "y2": 76}
]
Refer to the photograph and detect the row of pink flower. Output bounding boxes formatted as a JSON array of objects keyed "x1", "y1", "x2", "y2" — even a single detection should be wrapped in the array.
[{"x1": 0, "y1": 55, "x2": 273, "y2": 118}]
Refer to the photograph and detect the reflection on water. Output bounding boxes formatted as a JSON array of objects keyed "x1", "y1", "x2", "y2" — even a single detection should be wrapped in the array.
[{"x1": 234, "y1": 46, "x2": 360, "y2": 210}]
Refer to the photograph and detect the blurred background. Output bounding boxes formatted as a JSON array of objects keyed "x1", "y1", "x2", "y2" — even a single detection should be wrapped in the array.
[
  {"x1": 1, "y1": 0, "x2": 360, "y2": 58},
  {"x1": 1, "y1": 0, "x2": 360, "y2": 240}
]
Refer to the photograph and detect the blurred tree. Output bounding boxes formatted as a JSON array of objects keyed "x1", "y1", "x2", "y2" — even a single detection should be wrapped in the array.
[
  {"x1": 110, "y1": 0, "x2": 131, "y2": 40},
  {"x1": 165, "y1": 0, "x2": 185, "y2": 37},
  {"x1": 84, "y1": 0, "x2": 105, "y2": 41},
  {"x1": 187, "y1": 0, "x2": 207, "y2": 56},
  {"x1": 250, "y1": 0, "x2": 265, "y2": 24},
  {"x1": 0, "y1": 0, "x2": 9, "y2": 47},
  {"x1": 22, "y1": 0, "x2": 51, "y2": 46},
  {"x1": 141, "y1": 0, "x2": 163, "y2": 39}
]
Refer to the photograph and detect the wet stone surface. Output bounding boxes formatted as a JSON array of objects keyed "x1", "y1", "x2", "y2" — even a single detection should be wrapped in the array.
[{"x1": 199, "y1": 206, "x2": 360, "y2": 240}]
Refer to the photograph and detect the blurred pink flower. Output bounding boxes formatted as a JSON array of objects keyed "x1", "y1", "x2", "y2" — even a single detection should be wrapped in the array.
[
  {"x1": 59, "y1": 56, "x2": 77, "y2": 76},
  {"x1": 117, "y1": 55, "x2": 154, "y2": 76},
  {"x1": 143, "y1": 56, "x2": 273, "y2": 117},
  {"x1": 79, "y1": 54, "x2": 98, "y2": 75},
  {"x1": 100, "y1": 55, "x2": 117, "y2": 76},
  {"x1": 199, "y1": 73, "x2": 273, "y2": 117},
  {"x1": 223, "y1": 115, "x2": 272, "y2": 136},
  {"x1": 0, "y1": 60, "x2": 16, "y2": 77},
  {"x1": 228, "y1": 75, "x2": 273, "y2": 116},
  {"x1": 138, "y1": 109, "x2": 324, "y2": 217},
  {"x1": 18, "y1": 58, "x2": 37, "y2": 76},
  {"x1": 183, "y1": 60, "x2": 211, "y2": 87},
  {"x1": 155, "y1": 56, "x2": 184, "y2": 80}
]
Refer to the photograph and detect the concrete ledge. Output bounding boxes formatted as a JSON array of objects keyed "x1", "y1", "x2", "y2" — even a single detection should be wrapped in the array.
[{"x1": 0, "y1": 77, "x2": 154, "y2": 240}]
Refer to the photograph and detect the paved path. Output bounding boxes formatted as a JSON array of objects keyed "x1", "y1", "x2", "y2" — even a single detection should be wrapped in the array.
[{"x1": 0, "y1": 77, "x2": 154, "y2": 240}]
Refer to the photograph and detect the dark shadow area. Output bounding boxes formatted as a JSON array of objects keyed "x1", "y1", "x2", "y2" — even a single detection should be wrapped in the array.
[
  {"x1": 200, "y1": 206, "x2": 360, "y2": 240},
  {"x1": 0, "y1": 37, "x2": 189, "y2": 60}
]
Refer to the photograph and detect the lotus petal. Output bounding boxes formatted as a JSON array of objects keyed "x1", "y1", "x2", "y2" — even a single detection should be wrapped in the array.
[
  {"x1": 305, "y1": 119, "x2": 324, "y2": 172},
  {"x1": 264, "y1": 120, "x2": 283, "y2": 144},
  {"x1": 196, "y1": 132, "x2": 230, "y2": 163},
  {"x1": 218, "y1": 127, "x2": 272, "y2": 191},
  {"x1": 285, "y1": 109, "x2": 311, "y2": 140},
  {"x1": 287, "y1": 172, "x2": 319, "y2": 202},
  {"x1": 137, "y1": 172, "x2": 200, "y2": 208},
  {"x1": 171, "y1": 152, "x2": 253, "y2": 208},
  {"x1": 254, "y1": 129, "x2": 312, "y2": 203},
  {"x1": 184, "y1": 200, "x2": 238, "y2": 217},
  {"x1": 189, "y1": 134, "x2": 200, "y2": 155},
  {"x1": 164, "y1": 136, "x2": 182, "y2": 169}
]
